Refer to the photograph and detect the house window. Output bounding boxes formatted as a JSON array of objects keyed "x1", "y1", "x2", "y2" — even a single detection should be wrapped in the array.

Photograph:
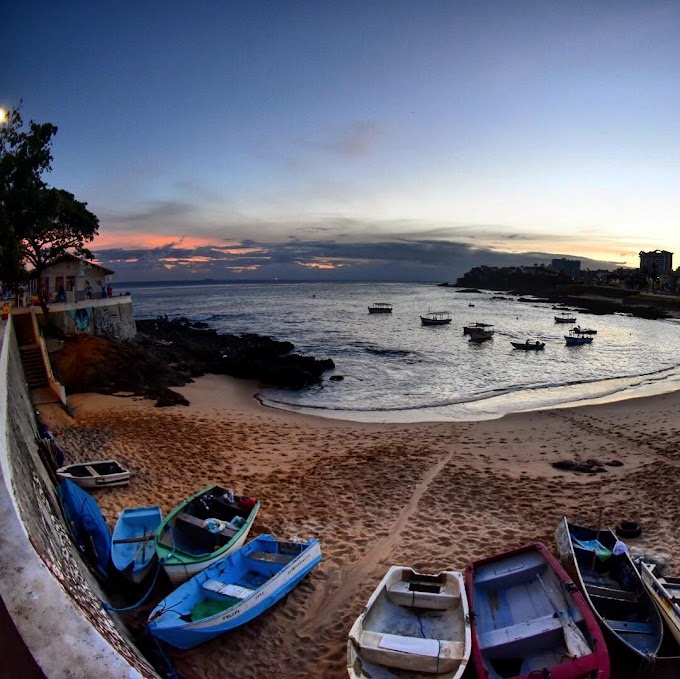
[{"x1": 66, "y1": 276, "x2": 76, "y2": 291}]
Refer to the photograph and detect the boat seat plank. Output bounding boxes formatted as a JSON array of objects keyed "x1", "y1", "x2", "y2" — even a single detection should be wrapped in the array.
[
  {"x1": 202, "y1": 580, "x2": 254, "y2": 599},
  {"x1": 478, "y1": 613, "x2": 562, "y2": 651},
  {"x1": 113, "y1": 533, "x2": 155, "y2": 544},
  {"x1": 378, "y1": 634, "x2": 440, "y2": 657},
  {"x1": 586, "y1": 584, "x2": 638, "y2": 602},
  {"x1": 85, "y1": 465, "x2": 98, "y2": 477},
  {"x1": 248, "y1": 550, "x2": 295, "y2": 565},
  {"x1": 387, "y1": 579, "x2": 458, "y2": 610},
  {"x1": 604, "y1": 619, "x2": 657, "y2": 635},
  {"x1": 474, "y1": 559, "x2": 545, "y2": 588}
]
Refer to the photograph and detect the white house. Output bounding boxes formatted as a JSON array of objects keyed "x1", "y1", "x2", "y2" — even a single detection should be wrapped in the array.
[{"x1": 35, "y1": 255, "x2": 115, "y2": 303}]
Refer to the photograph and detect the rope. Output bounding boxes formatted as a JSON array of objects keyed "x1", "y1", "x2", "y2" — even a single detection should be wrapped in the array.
[
  {"x1": 103, "y1": 558, "x2": 164, "y2": 613},
  {"x1": 149, "y1": 633, "x2": 181, "y2": 679}
]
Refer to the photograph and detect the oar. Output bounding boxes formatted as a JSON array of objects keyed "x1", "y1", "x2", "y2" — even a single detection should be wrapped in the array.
[{"x1": 537, "y1": 574, "x2": 591, "y2": 658}]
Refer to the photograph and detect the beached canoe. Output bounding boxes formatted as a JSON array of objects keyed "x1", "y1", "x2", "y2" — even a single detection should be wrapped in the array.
[
  {"x1": 111, "y1": 505, "x2": 163, "y2": 584},
  {"x1": 347, "y1": 566, "x2": 471, "y2": 678},
  {"x1": 56, "y1": 459, "x2": 130, "y2": 488},
  {"x1": 154, "y1": 484, "x2": 260, "y2": 585},
  {"x1": 57, "y1": 479, "x2": 111, "y2": 581},
  {"x1": 466, "y1": 542, "x2": 609, "y2": 679},
  {"x1": 147, "y1": 534, "x2": 321, "y2": 648},
  {"x1": 554, "y1": 517, "x2": 663, "y2": 662}
]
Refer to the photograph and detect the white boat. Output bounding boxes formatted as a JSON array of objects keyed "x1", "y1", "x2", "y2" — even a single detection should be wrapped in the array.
[
  {"x1": 555, "y1": 313, "x2": 577, "y2": 323},
  {"x1": 347, "y1": 566, "x2": 471, "y2": 678},
  {"x1": 639, "y1": 561, "x2": 680, "y2": 646},
  {"x1": 565, "y1": 330, "x2": 593, "y2": 346},
  {"x1": 421, "y1": 311, "x2": 452, "y2": 326},
  {"x1": 368, "y1": 303, "x2": 393, "y2": 314},
  {"x1": 573, "y1": 326, "x2": 597, "y2": 335},
  {"x1": 56, "y1": 459, "x2": 130, "y2": 488},
  {"x1": 463, "y1": 322, "x2": 493, "y2": 335}
]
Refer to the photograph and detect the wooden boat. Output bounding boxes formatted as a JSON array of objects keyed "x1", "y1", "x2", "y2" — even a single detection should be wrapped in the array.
[
  {"x1": 511, "y1": 340, "x2": 545, "y2": 350},
  {"x1": 57, "y1": 479, "x2": 111, "y2": 581},
  {"x1": 639, "y1": 561, "x2": 680, "y2": 646},
  {"x1": 463, "y1": 322, "x2": 493, "y2": 335},
  {"x1": 421, "y1": 311, "x2": 452, "y2": 326},
  {"x1": 369, "y1": 303, "x2": 393, "y2": 314},
  {"x1": 56, "y1": 459, "x2": 130, "y2": 488},
  {"x1": 554, "y1": 517, "x2": 663, "y2": 662},
  {"x1": 466, "y1": 542, "x2": 609, "y2": 679},
  {"x1": 111, "y1": 506, "x2": 163, "y2": 584},
  {"x1": 573, "y1": 326, "x2": 597, "y2": 335},
  {"x1": 469, "y1": 326, "x2": 494, "y2": 343},
  {"x1": 347, "y1": 566, "x2": 471, "y2": 678},
  {"x1": 155, "y1": 484, "x2": 260, "y2": 585},
  {"x1": 565, "y1": 330, "x2": 593, "y2": 346},
  {"x1": 555, "y1": 313, "x2": 577, "y2": 323},
  {"x1": 147, "y1": 534, "x2": 321, "y2": 648}
]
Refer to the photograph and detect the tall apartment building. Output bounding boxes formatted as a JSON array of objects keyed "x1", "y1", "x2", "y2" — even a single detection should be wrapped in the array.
[
  {"x1": 550, "y1": 258, "x2": 581, "y2": 277},
  {"x1": 639, "y1": 250, "x2": 673, "y2": 275}
]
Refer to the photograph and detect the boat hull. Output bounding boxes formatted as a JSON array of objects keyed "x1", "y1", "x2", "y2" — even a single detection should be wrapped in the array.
[
  {"x1": 511, "y1": 342, "x2": 545, "y2": 350},
  {"x1": 148, "y1": 535, "x2": 322, "y2": 648},
  {"x1": 467, "y1": 542, "x2": 609, "y2": 679},
  {"x1": 640, "y1": 562, "x2": 680, "y2": 647},
  {"x1": 111, "y1": 506, "x2": 163, "y2": 584},
  {"x1": 56, "y1": 459, "x2": 130, "y2": 488}
]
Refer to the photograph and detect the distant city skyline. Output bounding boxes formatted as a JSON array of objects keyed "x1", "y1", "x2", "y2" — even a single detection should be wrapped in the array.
[{"x1": 4, "y1": 1, "x2": 680, "y2": 282}]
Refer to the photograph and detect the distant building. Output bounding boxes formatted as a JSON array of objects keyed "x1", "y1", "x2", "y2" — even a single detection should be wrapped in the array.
[
  {"x1": 550, "y1": 258, "x2": 581, "y2": 277},
  {"x1": 639, "y1": 250, "x2": 673, "y2": 275}
]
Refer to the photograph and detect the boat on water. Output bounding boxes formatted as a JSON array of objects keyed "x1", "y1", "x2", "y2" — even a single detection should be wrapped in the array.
[
  {"x1": 573, "y1": 326, "x2": 598, "y2": 335},
  {"x1": 155, "y1": 484, "x2": 260, "y2": 585},
  {"x1": 147, "y1": 534, "x2": 322, "y2": 649},
  {"x1": 347, "y1": 566, "x2": 471, "y2": 678},
  {"x1": 468, "y1": 326, "x2": 494, "y2": 343},
  {"x1": 639, "y1": 561, "x2": 680, "y2": 646},
  {"x1": 565, "y1": 330, "x2": 593, "y2": 346},
  {"x1": 466, "y1": 542, "x2": 609, "y2": 679},
  {"x1": 555, "y1": 313, "x2": 577, "y2": 323},
  {"x1": 58, "y1": 479, "x2": 111, "y2": 581},
  {"x1": 56, "y1": 459, "x2": 130, "y2": 488},
  {"x1": 368, "y1": 303, "x2": 393, "y2": 314},
  {"x1": 554, "y1": 517, "x2": 664, "y2": 663},
  {"x1": 111, "y1": 505, "x2": 163, "y2": 584},
  {"x1": 463, "y1": 322, "x2": 493, "y2": 335},
  {"x1": 511, "y1": 340, "x2": 545, "y2": 350},
  {"x1": 421, "y1": 311, "x2": 452, "y2": 326}
]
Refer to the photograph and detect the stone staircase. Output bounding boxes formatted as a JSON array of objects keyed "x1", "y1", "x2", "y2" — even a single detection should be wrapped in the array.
[{"x1": 13, "y1": 312, "x2": 50, "y2": 389}]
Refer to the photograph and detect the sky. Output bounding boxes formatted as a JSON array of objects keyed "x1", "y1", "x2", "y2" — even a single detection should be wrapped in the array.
[{"x1": 3, "y1": 1, "x2": 680, "y2": 282}]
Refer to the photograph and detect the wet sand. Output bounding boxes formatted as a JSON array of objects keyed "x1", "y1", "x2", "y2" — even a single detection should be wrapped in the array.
[{"x1": 39, "y1": 375, "x2": 680, "y2": 678}]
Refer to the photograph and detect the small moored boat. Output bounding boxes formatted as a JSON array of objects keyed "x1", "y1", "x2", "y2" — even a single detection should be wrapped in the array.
[
  {"x1": 347, "y1": 566, "x2": 471, "y2": 678},
  {"x1": 466, "y1": 542, "x2": 609, "y2": 679},
  {"x1": 565, "y1": 330, "x2": 593, "y2": 346},
  {"x1": 555, "y1": 313, "x2": 577, "y2": 323},
  {"x1": 511, "y1": 340, "x2": 545, "y2": 350},
  {"x1": 463, "y1": 322, "x2": 493, "y2": 335},
  {"x1": 155, "y1": 484, "x2": 260, "y2": 585},
  {"x1": 56, "y1": 459, "x2": 130, "y2": 488},
  {"x1": 639, "y1": 561, "x2": 680, "y2": 646},
  {"x1": 574, "y1": 326, "x2": 598, "y2": 335},
  {"x1": 368, "y1": 303, "x2": 393, "y2": 314},
  {"x1": 421, "y1": 311, "x2": 452, "y2": 326},
  {"x1": 147, "y1": 534, "x2": 322, "y2": 648},
  {"x1": 111, "y1": 506, "x2": 163, "y2": 584}
]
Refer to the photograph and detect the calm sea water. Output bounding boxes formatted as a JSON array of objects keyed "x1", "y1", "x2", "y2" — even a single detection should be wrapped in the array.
[{"x1": 122, "y1": 281, "x2": 680, "y2": 422}]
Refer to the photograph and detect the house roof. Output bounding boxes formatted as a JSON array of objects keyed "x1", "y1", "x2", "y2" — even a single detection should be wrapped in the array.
[{"x1": 45, "y1": 254, "x2": 114, "y2": 276}]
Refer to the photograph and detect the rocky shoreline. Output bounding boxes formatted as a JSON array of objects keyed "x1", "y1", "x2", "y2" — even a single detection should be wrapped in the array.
[{"x1": 49, "y1": 318, "x2": 335, "y2": 407}]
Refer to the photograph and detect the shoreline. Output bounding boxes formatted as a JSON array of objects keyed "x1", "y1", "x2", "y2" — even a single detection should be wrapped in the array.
[{"x1": 40, "y1": 374, "x2": 680, "y2": 678}]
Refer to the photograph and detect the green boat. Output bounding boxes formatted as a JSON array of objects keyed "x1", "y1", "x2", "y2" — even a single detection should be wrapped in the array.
[{"x1": 155, "y1": 484, "x2": 260, "y2": 585}]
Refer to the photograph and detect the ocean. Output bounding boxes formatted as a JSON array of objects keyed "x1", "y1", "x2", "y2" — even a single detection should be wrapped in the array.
[{"x1": 122, "y1": 281, "x2": 680, "y2": 422}]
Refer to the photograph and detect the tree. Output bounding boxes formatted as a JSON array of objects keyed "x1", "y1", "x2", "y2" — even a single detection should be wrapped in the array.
[{"x1": 0, "y1": 105, "x2": 99, "y2": 297}]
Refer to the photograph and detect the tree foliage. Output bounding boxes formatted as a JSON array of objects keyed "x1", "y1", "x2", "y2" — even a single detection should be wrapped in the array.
[{"x1": 0, "y1": 105, "x2": 99, "y2": 288}]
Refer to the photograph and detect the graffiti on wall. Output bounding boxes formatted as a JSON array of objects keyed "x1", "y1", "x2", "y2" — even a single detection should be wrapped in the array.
[
  {"x1": 94, "y1": 307, "x2": 135, "y2": 340},
  {"x1": 68, "y1": 307, "x2": 93, "y2": 332}
]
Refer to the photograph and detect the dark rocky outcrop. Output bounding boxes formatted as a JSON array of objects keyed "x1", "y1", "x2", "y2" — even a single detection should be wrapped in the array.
[{"x1": 49, "y1": 318, "x2": 334, "y2": 406}]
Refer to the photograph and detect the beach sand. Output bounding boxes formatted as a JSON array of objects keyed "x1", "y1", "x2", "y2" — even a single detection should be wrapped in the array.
[{"x1": 39, "y1": 375, "x2": 680, "y2": 678}]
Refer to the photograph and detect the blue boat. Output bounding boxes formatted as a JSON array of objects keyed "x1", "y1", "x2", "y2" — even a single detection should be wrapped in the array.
[
  {"x1": 147, "y1": 534, "x2": 322, "y2": 648},
  {"x1": 57, "y1": 479, "x2": 111, "y2": 580},
  {"x1": 111, "y1": 506, "x2": 163, "y2": 583}
]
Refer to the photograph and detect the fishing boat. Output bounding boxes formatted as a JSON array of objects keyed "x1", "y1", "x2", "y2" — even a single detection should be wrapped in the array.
[
  {"x1": 554, "y1": 517, "x2": 664, "y2": 662},
  {"x1": 463, "y1": 322, "x2": 493, "y2": 335},
  {"x1": 421, "y1": 311, "x2": 452, "y2": 326},
  {"x1": 155, "y1": 484, "x2": 260, "y2": 585},
  {"x1": 639, "y1": 561, "x2": 680, "y2": 646},
  {"x1": 56, "y1": 459, "x2": 130, "y2": 488},
  {"x1": 466, "y1": 542, "x2": 609, "y2": 679},
  {"x1": 368, "y1": 303, "x2": 393, "y2": 314},
  {"x1": 555, "y1": 313, "x2": 577, "y2": 323},
  {"x1": 510, "y1": 340, "x2": 545, "y2": 350},
  {"x1": 147, "y1": 534, "x2": 321, "y2": 649},
  {"x1": 57, "y1": 479, "x2": 111, "y2": 581},
  {"x1": 468, "y1": 327, "x2": 494, "y2": 343},
  {"x1": 347, "y1": 566, "x2": 471, "y2": 678},
  {"x1": 574, "y1": 326, "x2": 598, "y2": 335},
  {"x1": 565, "y1": 330, "x2": 594, "y2": 346},
  {"x1": 111, "y1": 506, "x2": 163, "y2": 584}
]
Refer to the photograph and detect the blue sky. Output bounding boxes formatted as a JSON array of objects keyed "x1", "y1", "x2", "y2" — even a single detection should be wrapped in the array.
[{"x1": 4, "y1": 1, "x2": 680, "y2": 281}]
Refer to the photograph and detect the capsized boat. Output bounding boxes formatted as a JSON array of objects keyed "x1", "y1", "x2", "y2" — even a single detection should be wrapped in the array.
[
  {"x1": 554, "y1": 517, "x2": 663, "y2": 662},
  {"x1": 466, "y1": 542, "x2": 609, "y2": 679},
  {"x1": 639, "y1": 561, "x2": 680, "y2": 647},
  {"x1": 155, "y1": 484, "x2": 260, "y2": 585},
  {"x1": 347, "y1": 566, "x2": 471, "y2": 678},
  {"x1": 58, "y1": 479, "x2": 111, "y2": 581},
  {"x1": 111, "y1": 506, "x2": 163, "y2": 584},
  {"x1": 147, "y1": 534, "x2": 321, "y2": 648},
  {"x1": 56, "y1": 459, "x2": 130, "y2": 488},
  {"x1": 421, "y1": 311, "x2": 452, "y2": 326}
]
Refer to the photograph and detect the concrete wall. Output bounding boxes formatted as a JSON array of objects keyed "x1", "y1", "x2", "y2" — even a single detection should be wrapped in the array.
[{"x1": 0, "y1": 317, "x2": 157, "y2": 678}]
